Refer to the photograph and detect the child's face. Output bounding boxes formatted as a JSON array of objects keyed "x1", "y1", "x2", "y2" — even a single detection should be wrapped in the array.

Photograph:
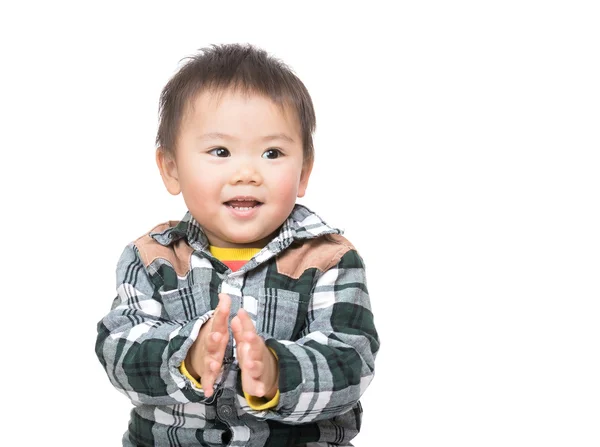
[{"x1": 158, "y1": 88, "x2": 311, "y2": 248}]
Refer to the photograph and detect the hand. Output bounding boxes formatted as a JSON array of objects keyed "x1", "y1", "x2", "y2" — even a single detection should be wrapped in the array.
[
  {"x1": 231, "y1": 308, "x2": 279, "y2": 400},
  {"x1": 184, "y1": 293, "x2": 230, "y2": 397}
]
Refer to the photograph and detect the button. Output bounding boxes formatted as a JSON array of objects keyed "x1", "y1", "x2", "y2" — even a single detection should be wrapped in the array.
[{"x1": 218, "y1": 404, "x2": 233, "y2": 419}]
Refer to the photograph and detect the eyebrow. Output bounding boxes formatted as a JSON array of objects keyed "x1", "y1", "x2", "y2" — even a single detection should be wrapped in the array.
[{"x1": 198, "y1": 132, "x2": 295, "y2": 143}]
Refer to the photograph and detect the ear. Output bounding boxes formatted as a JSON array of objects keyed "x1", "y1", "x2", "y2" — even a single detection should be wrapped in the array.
[
  {"x1": 156, "y1": 148, "x2": 181, "y2": 195},
  {"x1": 297, "y1": 160, "x2": 313, "y2": 198}
]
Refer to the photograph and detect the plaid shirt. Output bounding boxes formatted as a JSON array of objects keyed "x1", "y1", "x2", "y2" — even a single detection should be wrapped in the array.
[{"x1": 96, "y1": 205, "x2": 379, "y2": 447}]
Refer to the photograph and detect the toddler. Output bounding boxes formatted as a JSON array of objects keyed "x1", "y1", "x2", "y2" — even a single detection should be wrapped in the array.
[{"x1": 95, "y1": 43, "x2": 379, "y2": 447}]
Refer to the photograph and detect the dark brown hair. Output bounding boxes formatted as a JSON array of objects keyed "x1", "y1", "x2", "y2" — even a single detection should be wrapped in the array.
[{"x1": 156, "y1": 43, "x2": 316, "y2": 166}]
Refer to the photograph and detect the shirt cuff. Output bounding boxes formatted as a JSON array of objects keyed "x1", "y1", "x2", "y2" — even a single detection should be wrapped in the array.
[
  {"x1": 180, "y1": 360, "x2": 202, "y2": 389},
  {"x1": 244, "y1": 389, "x2": 280, "y2": 410}
]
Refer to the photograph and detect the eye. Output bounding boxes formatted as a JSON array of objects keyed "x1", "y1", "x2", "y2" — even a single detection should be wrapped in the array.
[
  {"x1": 208, "y1": 147, "x2": 230, "y2": 157},
  {"x1": 262, "y1": 148, "x2": 283, "y2": 159}
]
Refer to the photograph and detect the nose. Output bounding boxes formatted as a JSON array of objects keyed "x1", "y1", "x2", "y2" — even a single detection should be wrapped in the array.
[{"x1": 230, "y1": 159, "x2": 262, "y2": 185}]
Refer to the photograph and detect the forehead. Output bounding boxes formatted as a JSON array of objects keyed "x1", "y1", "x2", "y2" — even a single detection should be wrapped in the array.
[{"x1": 181, "y1": 87, "x2": 301, "y2": 138}]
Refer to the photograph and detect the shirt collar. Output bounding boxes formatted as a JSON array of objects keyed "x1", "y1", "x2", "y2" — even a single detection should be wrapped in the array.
[{"x1": 149, "y1": 204, "x2": 342, "y2": 254}]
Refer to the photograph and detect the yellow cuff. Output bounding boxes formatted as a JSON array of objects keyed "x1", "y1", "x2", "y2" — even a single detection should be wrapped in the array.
[
  {"x1": 245, "y1": 389, "x2": 280, "y2": 410},
  {"x1": 180, "y1": 361, "x2": 202, "y2": 389},
  {"x1": 245, "y1": 347, "x2": 279, "y2": 410}
]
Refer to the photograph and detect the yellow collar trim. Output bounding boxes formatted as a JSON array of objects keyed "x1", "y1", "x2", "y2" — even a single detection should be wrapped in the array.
[{"x1": 209, "y1": 246, "x2": 261, "y2": 261}]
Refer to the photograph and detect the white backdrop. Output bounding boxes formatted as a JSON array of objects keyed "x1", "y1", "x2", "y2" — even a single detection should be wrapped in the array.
[{"x1": 1, "y1": 1, "x2": 599, "y2": 446}]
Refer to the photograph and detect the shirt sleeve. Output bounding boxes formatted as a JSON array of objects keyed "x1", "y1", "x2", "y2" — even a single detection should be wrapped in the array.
[
  {"x1": 95, "y1": 243, "x2": 214, "y2": 405},
  {"x1": 244, "y1": 249, "x2": 380, "y2": 423}
]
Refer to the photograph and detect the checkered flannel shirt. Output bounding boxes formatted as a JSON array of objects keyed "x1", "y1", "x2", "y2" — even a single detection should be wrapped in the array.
[{"x1": 96, "y1": 204, "x2": 379, "y2": 446}]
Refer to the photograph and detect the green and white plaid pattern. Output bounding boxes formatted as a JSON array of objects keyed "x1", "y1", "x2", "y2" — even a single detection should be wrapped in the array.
[{"x1": 96, "y1": 205, "x2": 379, "y2": 446}]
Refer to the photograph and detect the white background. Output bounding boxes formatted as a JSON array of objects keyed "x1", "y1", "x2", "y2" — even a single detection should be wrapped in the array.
[{"x1": 1, "y1": 1, "x2": 599, "y2": 446}]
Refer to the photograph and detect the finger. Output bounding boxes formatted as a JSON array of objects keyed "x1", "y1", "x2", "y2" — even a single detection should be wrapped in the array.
[
  {"x1": 231, "y1": 315, "x2": 243, "y2": 343},
  {"x1": 215, "y1": 331, "x2": 229, "y2": 361},
  {"x1": 203, "y1": 331, "x2": 222, "y2": 356},
  {"x1": 201, "y1": 355, "x2": 223, "y2": 396},
  {"x1": 207, "y1": 333, "x2": 229, "y2": 380},
  {"x1": 208, "y1": 359, "x2": 221, "y2": 373},
  {"x1": 243, "y1": 379, "x2": 267, "y2": 398},
  {"x1": 211, "y1": 294, "x2": 231, "y2": 334},
  {"x1": 240, "y1": 339, "x2": 265, "y2": 379},
  {"x1": 211, "y1": 294, "x2": 230, "y2": 334},
  {"x1": 240, "y1": 340, "x2": 257, "y2": 369},
  {"x1": 237, "y1": 308, "x2": 256, "y2": 332},
  {"x1": 211, "y1": 331, "x2": 223, "y2": 344},
  {"x1": 243, "y1": 331, "x2": 265, "y2": 361},
  {"x1": 218, "y1": 293, "x2": 231, "y2": 312},
  {"x1": 246, "y1": 358, "x2": 264, "y2": 378},
  {"x1": 236, "y1": 340, "x2": 247, "y2": 365},
  {"x1": 201, "y1": 372, "x2": 215, "y2": 397},
  {"x1": 243, "y1": 330, "x2": 259, "y2": 345}
]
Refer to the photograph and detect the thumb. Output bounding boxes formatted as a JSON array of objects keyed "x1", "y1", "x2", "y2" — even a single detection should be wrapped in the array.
[{"x1": 231, "y1": 315, "x2": 242, "y2": 341}]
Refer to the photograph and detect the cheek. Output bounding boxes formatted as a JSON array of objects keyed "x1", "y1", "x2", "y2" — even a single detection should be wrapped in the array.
[
  {"x1": 268, "y1": 169, "x2": 302, "y2": 199},
  {"x1": 180, "y1": 164, "x2": 222, "y2": 199}
]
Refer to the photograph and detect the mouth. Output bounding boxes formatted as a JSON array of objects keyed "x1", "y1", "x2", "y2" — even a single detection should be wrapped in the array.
[{"x1": 224, "y1": 196, "x2": 263, "y2": 211}]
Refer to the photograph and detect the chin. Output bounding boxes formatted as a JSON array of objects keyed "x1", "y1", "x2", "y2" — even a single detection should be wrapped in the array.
[{"x1": 227, "y1": 232, "x2": 273, "y2": 247}]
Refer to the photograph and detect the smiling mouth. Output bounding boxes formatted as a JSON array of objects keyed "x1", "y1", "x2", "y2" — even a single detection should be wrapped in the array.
[{"x1": 224, "y1": 198, "x2": 263, "y2": 210}]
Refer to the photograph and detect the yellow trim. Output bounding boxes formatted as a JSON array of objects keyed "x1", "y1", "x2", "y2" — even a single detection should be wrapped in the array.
[
  {"x1": 180, "y1": 361, "x2": 202, "y2": 389},
  {"x1": 268, "y1": 347, "x2": 278, "y2": 360},
  {"x1": 209, "y1": 246, "x2": 261, "y2": 261},
  {"x1": 245, "y1": 389, "x2": 280, "y2": 410}
]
